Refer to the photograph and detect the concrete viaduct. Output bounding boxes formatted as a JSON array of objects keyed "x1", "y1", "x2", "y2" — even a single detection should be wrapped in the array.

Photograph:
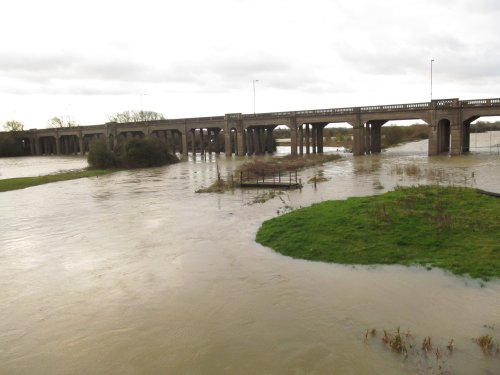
[{"x1": 10, "y1": 97, "x2": 500, "y2": 158}]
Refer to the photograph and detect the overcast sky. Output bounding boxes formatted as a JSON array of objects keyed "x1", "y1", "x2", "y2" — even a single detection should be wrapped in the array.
[{"x1": 1, "y1": 0, "x2": 499, "y2": 129}]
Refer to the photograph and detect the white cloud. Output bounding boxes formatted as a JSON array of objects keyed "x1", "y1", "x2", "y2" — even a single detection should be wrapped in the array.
[{"x1": 1, "y1": 0, "x2": 499, "y2": 128}]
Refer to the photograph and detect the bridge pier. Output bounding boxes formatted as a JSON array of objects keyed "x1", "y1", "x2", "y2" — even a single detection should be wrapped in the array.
[
  {"x1": 305, "y1": 124, "x2": 310, "y2": 154},
  {"x1": 289, "y1": 116, "x2": 298, "y2": 157},
  {"x1": 181, "y1": 132, "x2": 188, "y2": 158},
  {"x1": 311, "y1": 125, "x2": 317, "y2": 154}
]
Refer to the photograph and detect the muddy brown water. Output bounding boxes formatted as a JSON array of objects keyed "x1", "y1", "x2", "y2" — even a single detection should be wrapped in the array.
[{"x1": 1, "y1": 133, "x2": 499, "y2": 374}]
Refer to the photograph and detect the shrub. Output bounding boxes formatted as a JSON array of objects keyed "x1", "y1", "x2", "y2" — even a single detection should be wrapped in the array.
[
  {"x1": 0, "y1": 133, "x2": 25, "y2": 157},
  {"x1": 87, "y1": 137, "x2": 178, "y2": 169},
  {"x1": 87, "y1": 139, "x2": 118, "y2": 168},
  {"x1": 117, "y1": 137, "x2": 178, "y2": 168}
]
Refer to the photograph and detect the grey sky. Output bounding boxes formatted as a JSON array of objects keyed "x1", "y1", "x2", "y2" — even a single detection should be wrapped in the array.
[{"x1": 1, "y1": 0, "x2": 499, "y2": 128}]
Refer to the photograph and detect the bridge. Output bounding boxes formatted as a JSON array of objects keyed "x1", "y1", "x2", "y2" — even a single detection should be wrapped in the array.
[{"x1": 8, "y1": 97, "x2": 500, "y2": 158}]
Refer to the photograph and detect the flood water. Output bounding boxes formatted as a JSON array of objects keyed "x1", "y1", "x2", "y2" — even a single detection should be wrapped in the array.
[{"x1": 1, "y1": 133, "x2": 499, "y2": 374}]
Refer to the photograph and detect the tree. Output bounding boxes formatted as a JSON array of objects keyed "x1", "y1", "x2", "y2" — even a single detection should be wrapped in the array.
[
  {"x1": 3, "y1": 120, "x2": 24, "y2": 132},
  {"x1": 48, "y1": 116, "x2": 77, "y2": 128},
  {"x1": 108, "y1": 110, "x2": 165, "y2": 123}
]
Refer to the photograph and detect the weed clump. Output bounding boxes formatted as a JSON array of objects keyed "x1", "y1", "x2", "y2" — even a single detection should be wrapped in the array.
[
  {"x1": 382, "y1": 327, "x2": 411, "y2": 356},
  {"x1": 474, "y1": 334, "x2": 499, "y2": 354}
]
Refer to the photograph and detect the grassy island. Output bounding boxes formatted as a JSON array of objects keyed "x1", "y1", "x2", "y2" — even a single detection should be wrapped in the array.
[
  {"x1": 256, "y1": 186, "x2": 500, "y2": 280},
  {"x1": 0, "y1": 169, "x2": 120, "y2": 192}
]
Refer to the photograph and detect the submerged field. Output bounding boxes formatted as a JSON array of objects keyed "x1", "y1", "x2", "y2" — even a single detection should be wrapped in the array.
[{"x1": 256, "y1": 186, "x2": 500, "y2": 280}]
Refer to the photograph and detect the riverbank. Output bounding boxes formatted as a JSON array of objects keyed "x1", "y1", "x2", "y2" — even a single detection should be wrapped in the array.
[
  {"x1": 256, "y1": 185, "x2": 500, "y2": 280},
  {"x1": 0, "y1": 168, "x2": 120, "y2": 192}
]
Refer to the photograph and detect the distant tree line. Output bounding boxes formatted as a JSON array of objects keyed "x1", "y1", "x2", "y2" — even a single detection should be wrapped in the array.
[{"x1": 470, "y1": 121, "x2": 500, "y2": 133}]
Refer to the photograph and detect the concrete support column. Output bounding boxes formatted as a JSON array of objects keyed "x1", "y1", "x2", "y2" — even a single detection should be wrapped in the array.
[
  {"x1": 246, "y1": 129, "x2": 253, "y2": 155},
  {"x1": 181, "y1": 132, "x2": 188, "y2": 158},
  {"x1": 237, "y1": 129, "x2": 245, "y2": 156},
  {"x1": 305, "y1": 124, "x2": 310, "y2": 154},
  {"x1": 290, "y1": 116, "x2": 298, "y2": 157},
  {"x1": 352, "y1": 125, "x2": 364, "y2": 156},
  {"x1": 207, "y1": 130, "x2": 213, "y2": 155},
  {"x1": 450, "y1": 121, "x2": 462, "y2": 156},
  {"x1": 35, "y1": 138, "x2": 40, "y2": 155},
  {"x1": 167, "y1": 131, "x2": 173, "y2": 154},
  {"x1": 371, "y1": 124, "x2": 381, "y2": 153},
  {"x1": 364, "y1": 124, "x2": 371, "y2": 154},
  {"x1": 214, "y1": 129, "x2": 221, "y2": 154},
  {"x1": 317, "y1": 125, "x2": 324, "y2": 153},
  {"x1": 252, "y1": 128, "x2": 260, "y2": 154},
  {"x1": 191, "y1": 131, "x2": 196, "y2": 156},
  {"x1": 428, "y1": 118, "x2": 439, "y2": 156},
  {"x1": 30, "y1": 138, "x2": 36, "y2": 155},
  {"x1": 224, "y1": 131, "x2": 231, "y2": 156},
  {"x1": 311, "y1": 125, "x2": 317, "y2": 154},
  {"x1": 55, "y1": 136, "x2": 60, "y2": 155},
  {"x1": 463, "y1": 121, "x2": 471, "y2": 153},
  {"x1": 266, "y1": 127, "x2": 274, "y2": 153},
  {"x1": 200, "y1": 129, "x2": 205, "y2": 155},
  {"x1": 79, "y1": 136, "x2": 84, "y2": 155},
  {"x1": 299, "y1": 125, "x2": 304, "y2": 155}
]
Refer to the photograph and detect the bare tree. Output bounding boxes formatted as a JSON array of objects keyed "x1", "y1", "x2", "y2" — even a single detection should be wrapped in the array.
[
  {"x1": 48, "y1": 116, "x2": 77, "y2": 128},
  {"x1": 108, "y1": 110, "x2": 165, "y2": 123},
  {"x1": 3, "y1": 120, "x2": 24, "y2": 132}
]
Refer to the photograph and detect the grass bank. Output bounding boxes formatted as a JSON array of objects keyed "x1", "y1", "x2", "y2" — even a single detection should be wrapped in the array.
[
  {"x1": 256, "y1": 186, "x2": 500, "y2": 280},
  {"x1": 0, "y1": 169, "x2": 120, "y2": 192}
]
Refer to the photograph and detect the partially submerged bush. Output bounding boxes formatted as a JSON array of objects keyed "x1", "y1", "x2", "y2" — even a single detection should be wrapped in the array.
[
  {"x1": 0, "y1": 133, "x2": 25, "y2": 157},
  {"x1": 87, "y1": 139, "x2": 118, "y2": 168},
  {"x1": 88, "y1": 137, "x2": 179, "y2": 169},
  {"x1": 117, "y1": 137, "x2": 178, "y2": 168}
]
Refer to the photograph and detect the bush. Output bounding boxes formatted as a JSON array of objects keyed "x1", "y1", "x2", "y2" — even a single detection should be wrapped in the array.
[
  {"x1": 0, "y1": 133, "x2": 24, "y2": 157},
  {"x1": 118, "y1": 137, "x2": 178, "y2": 168},
  {"x1": 88, "y1": 137, "x2": 179, "y2": 169},
  {"x1": 87, "y1": 139, "x2": 118, "y2": 168}
]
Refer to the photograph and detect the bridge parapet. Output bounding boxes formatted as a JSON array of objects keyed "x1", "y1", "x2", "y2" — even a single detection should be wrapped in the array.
[
  {"x1": 295, "y1": 107, "x2": 356, "y2": 115},
  {"x1": 360, "y1": 102, "x2": 430, "y2": 112},
  {"x1": 188, "y1": 116, "x2": 225, "y2": 122},
  {"x1": 461, "y1": 98, "x2": 500, "y2": 107}
]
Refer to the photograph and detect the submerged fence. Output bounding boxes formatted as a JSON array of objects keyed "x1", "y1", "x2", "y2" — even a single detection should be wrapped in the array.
[{"x1": 239, "y1": 170, "x2": 301, "y2": 189}]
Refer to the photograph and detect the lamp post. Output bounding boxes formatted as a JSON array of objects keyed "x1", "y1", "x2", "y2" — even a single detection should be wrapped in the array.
[
  {"x1": 253, "y1": 79, "x2": 259, "y2": 115},
  {"x1": 430, "y1": 59, "x2": 434, "y2": 101}
]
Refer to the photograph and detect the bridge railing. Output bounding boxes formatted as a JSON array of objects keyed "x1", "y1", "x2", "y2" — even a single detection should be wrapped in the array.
[
  {"x1": 461, "y1": 98, "x2": 500, "y2": 107},
  {"x1": 294, "y1": 107, "x2": 356, "y2": 115},
  {"x1": 189, "y1": 116, "x2": 225, "y2": 122},
  {"x1": 360, "y1": 102, "x2": 430, "y2": 112}
]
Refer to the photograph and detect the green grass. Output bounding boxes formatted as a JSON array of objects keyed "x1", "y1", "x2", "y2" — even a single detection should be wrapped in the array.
[
  {"x1": 256, "y1": 186, "x2": 500, "y2": 280},
  {"x1": 0, "y1": 169, "x2": 121, "y2": 192}
]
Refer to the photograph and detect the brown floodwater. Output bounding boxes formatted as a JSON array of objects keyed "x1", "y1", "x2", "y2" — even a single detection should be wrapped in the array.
[{"x1": 0, "y1": 133, "x2": 499, "y2": 374}]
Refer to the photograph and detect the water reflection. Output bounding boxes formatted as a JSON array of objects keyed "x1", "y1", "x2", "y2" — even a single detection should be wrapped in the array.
[{"x1": 0, "y1": 134, "x2": 499, "y2": 374}]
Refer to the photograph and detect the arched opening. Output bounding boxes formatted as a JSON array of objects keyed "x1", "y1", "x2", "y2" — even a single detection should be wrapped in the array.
[
  {"x1": 465, "y1": 116, "x2": 500, "y2": 153},
  {"x1": 437, "y1": 118, "x2": 451, "y2": 154}
]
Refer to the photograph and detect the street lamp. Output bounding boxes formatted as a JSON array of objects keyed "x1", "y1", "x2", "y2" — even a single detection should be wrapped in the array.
[
  {"x1": 253, "y1": 79, "x2": 259, "y2": 115},
  {"x1": 140, "y1": 93, "x2": 146, "y2": 113},
  {"x1": 430, "y1": 59, "x2": 435, "y2": 101}
]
